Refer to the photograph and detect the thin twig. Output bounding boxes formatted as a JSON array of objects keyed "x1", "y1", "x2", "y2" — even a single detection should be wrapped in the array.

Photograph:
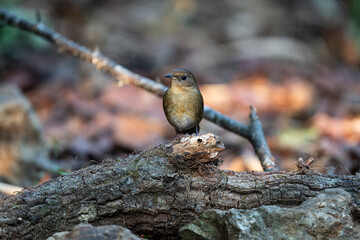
[
  {"x1": 0, "y1": 6, "x2": 277, "y2": 171},
  {"x1": 0, "y1": 182, "x2": 23, "y2": 195}
]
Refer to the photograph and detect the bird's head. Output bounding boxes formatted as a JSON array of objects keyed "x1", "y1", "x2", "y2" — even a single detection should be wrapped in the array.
[{"x1": 164, "y1": 68, "x2": 198, "y2": 89}]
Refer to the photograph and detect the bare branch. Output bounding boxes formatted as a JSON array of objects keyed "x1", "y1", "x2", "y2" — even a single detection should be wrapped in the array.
[
  {"x1": 0, "y1": 6, "x2": 277, "y2": 171},
  {"x1": 248, "y1": 106, "x2": 276, "y2": 171}
]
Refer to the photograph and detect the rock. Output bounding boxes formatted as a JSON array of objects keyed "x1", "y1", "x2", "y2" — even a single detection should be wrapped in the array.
[
  {"x1": 179, "y1": 188, "x2": 360, "y2": 240},
  {"x1": 0, "y1": 85, "x2": 50, "y2": 186},
  {"x1": 46, "y1": 224, "x2": 143, "y2": 240}
]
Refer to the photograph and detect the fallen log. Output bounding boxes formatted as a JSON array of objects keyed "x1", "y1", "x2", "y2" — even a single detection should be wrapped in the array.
[{"x1": 0, "y1": 134, "x2": 359, "y2": 239}]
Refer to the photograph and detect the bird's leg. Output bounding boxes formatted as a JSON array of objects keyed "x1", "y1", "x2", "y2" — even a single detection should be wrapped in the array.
[
  {"x1": 175, "y1": 129, "x2": 185, "y2": 138},
  {"x1": 196, "y1": 126, "x2": 199, "y2": 136}
]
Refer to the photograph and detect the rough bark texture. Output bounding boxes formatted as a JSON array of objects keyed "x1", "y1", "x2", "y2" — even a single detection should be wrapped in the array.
[{"x1": 0, "y1": 134, "x2": 359, "y2": 240}]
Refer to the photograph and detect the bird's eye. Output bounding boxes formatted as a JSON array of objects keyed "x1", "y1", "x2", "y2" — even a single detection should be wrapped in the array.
[{"x1": 181, "y1": 75, "x2": 187, "y2": 80}]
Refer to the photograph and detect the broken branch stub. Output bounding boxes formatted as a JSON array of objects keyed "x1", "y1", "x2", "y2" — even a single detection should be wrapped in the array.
[
  {"x1": 167, "y1": 134, "x2": 224, "y2": 162},
  {"x1": 166, "y1": 133, "x2": 225, "y2": 170}
]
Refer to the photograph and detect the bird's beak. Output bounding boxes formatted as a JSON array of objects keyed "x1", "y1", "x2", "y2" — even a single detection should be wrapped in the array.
[{"x1": 163, "y1": 74, "x2": 173, "y2": 78}]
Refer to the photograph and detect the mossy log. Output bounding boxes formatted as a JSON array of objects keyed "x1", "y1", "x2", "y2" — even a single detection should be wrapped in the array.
[{"x1": 0, "y1": 133, "x2": 359, "y2": 239}]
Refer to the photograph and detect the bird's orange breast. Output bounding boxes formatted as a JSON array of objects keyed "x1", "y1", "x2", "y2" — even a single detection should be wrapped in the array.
[{"x1": 163, "y1": 89, "x2": 203, "y2": 131}]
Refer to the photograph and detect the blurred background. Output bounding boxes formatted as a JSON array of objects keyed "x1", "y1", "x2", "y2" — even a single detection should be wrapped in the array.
[{"x1": 0, "y1": 0, "x2": 360, "y2": 188}]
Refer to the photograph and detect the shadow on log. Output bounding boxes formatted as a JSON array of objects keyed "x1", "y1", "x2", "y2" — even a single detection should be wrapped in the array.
[{"x1": 0, "y1": 133, "x2": 359, "y2": 239}]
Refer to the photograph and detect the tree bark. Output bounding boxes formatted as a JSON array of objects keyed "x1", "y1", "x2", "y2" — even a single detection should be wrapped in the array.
[{"x1": 0, "y1": 134, "x2": 359, "y2": 240}]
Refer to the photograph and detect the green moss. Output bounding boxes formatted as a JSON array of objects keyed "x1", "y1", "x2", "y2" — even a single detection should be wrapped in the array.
[
  {"x1": 128, "y1": 170, "x2": 140, "y2": 179},
  {"x1": 242, "y1": 194, "x2": 248, "y2": 201}
]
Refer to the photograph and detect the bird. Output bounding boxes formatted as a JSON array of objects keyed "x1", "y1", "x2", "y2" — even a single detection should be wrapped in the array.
[{"x1": 162, "y1": 68, "x2": 204, "y2": 136}]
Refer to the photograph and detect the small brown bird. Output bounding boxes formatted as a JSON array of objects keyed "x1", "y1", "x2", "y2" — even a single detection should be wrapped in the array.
[{"x1": 163, "y1": 68, "x2": 204, "y2": 135}]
